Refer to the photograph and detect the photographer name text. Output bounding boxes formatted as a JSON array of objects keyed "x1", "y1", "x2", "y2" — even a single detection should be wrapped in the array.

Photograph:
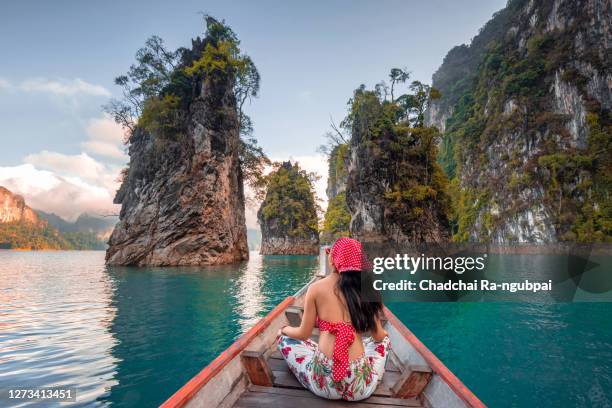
[{"x1": 373, "y1": 279, "x2": 553, "y2": 293}]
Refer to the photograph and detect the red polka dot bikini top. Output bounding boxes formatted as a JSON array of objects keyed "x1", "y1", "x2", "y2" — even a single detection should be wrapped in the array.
[{"x1": 316, "y1": 317, "x2": 356, "y2": 382}]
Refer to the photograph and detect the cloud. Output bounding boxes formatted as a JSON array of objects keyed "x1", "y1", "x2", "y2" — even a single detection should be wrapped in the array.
[
  {"x1": 19, "y1": 78, "x2": 111, "y2": 97},
  {"x1": 25, "y1": 151, "x2": 103, "y2": 182},
  {"x1": 0, "y1": 163, "x2": 119, "y2": 221},
  {"x1": 82, "y1": 116, "x2": 128, "y2": 160},
  {"x1": 24, "y1": 151, "x2": 121, "y2": 194},
  {"x1": 0, "y1": 76, "x2": 120, "y2": 220},
  {"x1": 0, "y1": 164, "x2": 60, "y2": 194}
]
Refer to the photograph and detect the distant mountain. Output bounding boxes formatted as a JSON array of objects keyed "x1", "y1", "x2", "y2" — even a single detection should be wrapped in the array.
[
  {"x1": 37, "y1": 211, "x2": 117, "y2": 240},
  {"x1": 0, "y1": 185, "x2": 113, "y2": 250},
  {"x1": 0, "y1": 186, "x2": 70, "y2": 249},
  {"x1": 73, "y1": 214, "x2": 117, "y2": 240},
  {"x1": 0, "y1": 186, "x2": 39, "y2": 224},
  {"x1": 35, "y1": 211, "x2": 72, "y2": 231}
]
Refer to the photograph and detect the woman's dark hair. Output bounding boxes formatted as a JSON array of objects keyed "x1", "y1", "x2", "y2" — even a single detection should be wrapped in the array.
[{"x1": 336, "y1": 270, "x2": 383, "y2": 332}]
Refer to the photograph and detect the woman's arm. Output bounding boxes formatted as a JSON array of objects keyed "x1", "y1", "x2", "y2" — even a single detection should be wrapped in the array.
[
  {"x1": 371, "y1": 313, "x2": 388, "y2": 342},
  {"x1": 281, "y1": 285, "x2": 317, "y2": 341}
]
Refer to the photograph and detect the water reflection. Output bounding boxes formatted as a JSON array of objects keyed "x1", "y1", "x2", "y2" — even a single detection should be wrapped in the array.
[
  {"x1": 99, "y1": 263, "x2": 244, "y2": 407},
  {"x1": 99, "y1": 252, "x2": 317, "y2": 407},
  {"x1": 5, "y1": 251, "x2": 607, "y2": 407},
  {"x1": 233, "y1": 252, "x2": 265, "y2": 331},
  {"x1": 0, "y1": 251, "x2": 119, "y2": 407}
]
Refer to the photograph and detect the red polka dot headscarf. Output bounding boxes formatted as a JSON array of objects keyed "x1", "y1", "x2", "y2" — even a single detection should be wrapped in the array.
[{"x1": 328, "y1": 237, "x2": 363, "y2": 273}]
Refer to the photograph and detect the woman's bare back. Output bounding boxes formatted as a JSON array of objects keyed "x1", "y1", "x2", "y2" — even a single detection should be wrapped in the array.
[
  {"x1": 311, "y1": 274, "x2": 386, "y2": 361},
  {"x1": 280, "y1": 270, "x2": 387, "y2": 361}
]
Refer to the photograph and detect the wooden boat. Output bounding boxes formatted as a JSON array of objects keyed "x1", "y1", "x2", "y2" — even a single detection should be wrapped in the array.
[{"x1": 161, "y1": 249, "x2": 486, "y2": 408}]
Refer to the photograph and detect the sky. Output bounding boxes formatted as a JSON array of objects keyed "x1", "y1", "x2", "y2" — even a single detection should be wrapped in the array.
[{"x1": 0, "y1": 0, "x2": 506, "y2": 227}]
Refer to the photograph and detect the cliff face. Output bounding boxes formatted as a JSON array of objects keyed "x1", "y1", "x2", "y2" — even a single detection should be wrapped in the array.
[
  {"x1": 325, "y1": 144, "x2": 349, "y2": 200},
  {"x1": 0, "y1": 186, "x2": 76, "y2": 250},
  {"x1": 0, "y1": 186, "x2": 39, "y2": 224},
  {"x1": 322, "y1": 144, "x2": 351, "y2": 242},
  {"x1": 106, "y1": 71, "x2": 249, "y2": 265},
  {"x1": 428, "y1": 0, "x2": 611, "y2": 243},
  {"x1": 258, "y1": 233, "x2": 318, "y2": 255},
  {"x1": 346, "y1": 128, "x2": 450, "y2": 244},
  {"x1": 344, "y1": 90, "x2": 451, "y2": 244},
  {"x1": 425, "y1": 4, "x2": 517, "y2": 134},
  {"x1": 345, "y1": 134, "x2": 388, "y2": 243},
  {"x1": 258, "y1": 162, "x2": 319, "y2": 255}
]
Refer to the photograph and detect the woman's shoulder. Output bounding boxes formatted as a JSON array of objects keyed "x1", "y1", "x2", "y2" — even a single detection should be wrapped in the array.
[
  {"x1": 309, "y1": 276, "x2": 334, "y2": 293},
  {"x1": 308, "y1": 279, "x2": 324, "y2": 293}
]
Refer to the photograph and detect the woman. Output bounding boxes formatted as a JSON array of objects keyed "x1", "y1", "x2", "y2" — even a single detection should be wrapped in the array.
[{"x1": 277, "y1": 237, "x2": 390, "y2": 401}]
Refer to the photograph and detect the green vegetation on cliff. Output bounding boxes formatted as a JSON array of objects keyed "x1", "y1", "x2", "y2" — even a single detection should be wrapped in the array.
[
  {"x1": 0, "y1": 222, "x2": 108, "y2": 250},
  {"x1": 107, "y1": 16, "x2": 268, "y2": 192},
  {"x1": 321, "y1": 144, "x2": 350, "y2": 242},
  {"x1": 258, "y1": 162, "x2": 319, "y2": 239},
  {"x1": 0, "y1": 190, "x2": 110, "y2": 250},
  {"x1": 0, "y1": 222, "x2": 106, "y2": 250},
  {"x1": 322, "y1": 192, "x2": 350, "y2": 241},
  {"x1": 0, "y1": 223, "x2": 70, "y2": 250},
  {"x1": 327, "y1": 143, "x2": 349, "y2": 194},
  {"x1": 333, "y1": 69, "x2": 450, "y2": 242},
  {"x1": 435, "y1": 0, "x2": 611, "y2": 242}
]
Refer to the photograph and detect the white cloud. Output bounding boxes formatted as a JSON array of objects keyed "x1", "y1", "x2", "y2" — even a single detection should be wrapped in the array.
[
  {"x1": 0, "y1": 163, "x2": 119, "y2": 221},
  {"x1": 19, "y1": 78, "x2": 111, "y2": 97},
  {"x1": 82, "y1": 116, "x2": 128, "y2": 160},
  {"x1": 25, "y1": 151, "x2": 103, "y2": 181},
  {"x1": 24, "y1": 151, "x2": 121, "y2": 194},
  {"x1": 0, "y1": 79, "x2": 122, "y2": 221},
  {"x1": 0, "y1": 164, "x2": 61, "y2": 195}
]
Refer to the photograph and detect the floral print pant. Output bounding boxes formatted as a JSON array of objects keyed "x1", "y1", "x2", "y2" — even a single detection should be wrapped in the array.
[{"x1": 276, "y1": 335, "x2": 391, "y2": 401}]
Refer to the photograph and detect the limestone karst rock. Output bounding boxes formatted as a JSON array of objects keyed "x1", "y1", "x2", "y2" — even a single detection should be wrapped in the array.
[
  {"x1": 426, "y1": 0, "x2": 611, "y2": 243},
  {"x1": 106, "y1": 45, "x2": 249, "y2": 266},
  {"x1": 257, "y1": 162, "x2": 319, "y2": 255},
  {"x1": 0, "y1": 186, "x2": 39, "y2": 224}
]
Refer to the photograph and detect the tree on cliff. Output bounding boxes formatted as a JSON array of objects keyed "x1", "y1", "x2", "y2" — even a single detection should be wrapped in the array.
[
  {"x1": 322, "y1": 192, "x2": 350, "y2": 242},
  {"x1": 105, "y1": 16, "x2": 258, "y2": 265},
  {"x1": 257, "y1": 162, "x2": 320, "y2": 254},
  {"x1": 341, "y1": 71, "x2": 450, "y2": 243},
  {"x1": 105, "y1": 16, "x2": 269, "y2": 193}
]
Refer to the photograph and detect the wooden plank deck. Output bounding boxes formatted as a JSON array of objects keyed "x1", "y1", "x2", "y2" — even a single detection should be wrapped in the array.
[
  {"x1": 233, "y1": 347, "x2": 423, "y2": 407},
  {"x1": 234, "y1": 385, "x2": 423, "y2": 407}
]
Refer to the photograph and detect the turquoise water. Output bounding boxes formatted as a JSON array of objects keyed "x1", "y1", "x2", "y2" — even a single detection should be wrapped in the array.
[{"x1": 1, "y1": 251, "x2": 611, "y2": 407}]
